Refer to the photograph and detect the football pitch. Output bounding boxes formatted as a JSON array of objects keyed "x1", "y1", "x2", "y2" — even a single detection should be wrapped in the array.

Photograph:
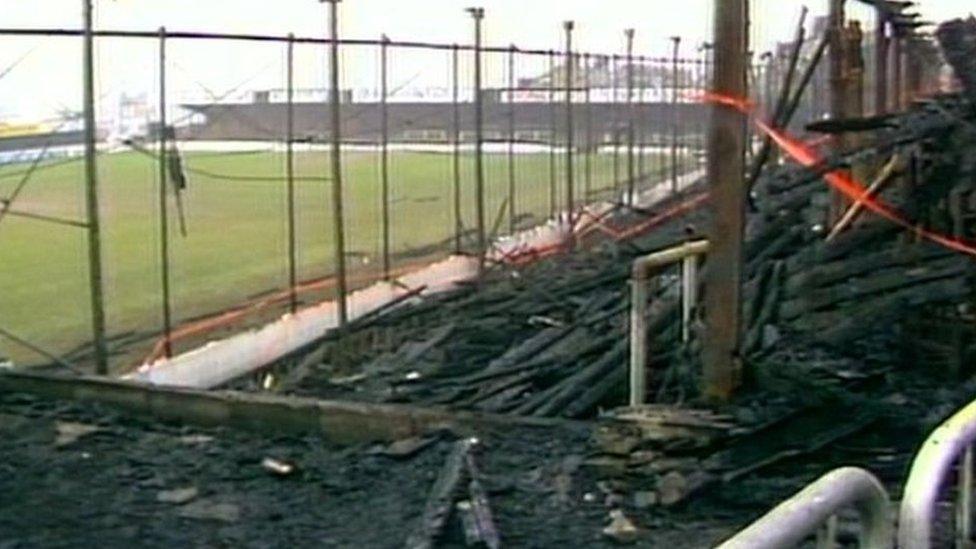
[{"x1": 0, "y1": 147, "x2": 674, "y2": 368}]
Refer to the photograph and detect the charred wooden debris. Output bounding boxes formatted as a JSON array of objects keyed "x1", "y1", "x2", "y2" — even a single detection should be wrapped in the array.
[{"x1": 225, "y1": 20, "x2": 976, "y2": 515}]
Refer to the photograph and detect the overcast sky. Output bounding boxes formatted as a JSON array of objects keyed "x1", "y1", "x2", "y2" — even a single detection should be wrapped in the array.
[{"x1": 1, "y1": 1, "x2": 973, "y2": 123}]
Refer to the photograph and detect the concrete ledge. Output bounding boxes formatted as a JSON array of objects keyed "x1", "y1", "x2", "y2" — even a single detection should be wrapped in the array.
[{"x1": 0, "y1": 370, "x2": 586, "y2": 444}]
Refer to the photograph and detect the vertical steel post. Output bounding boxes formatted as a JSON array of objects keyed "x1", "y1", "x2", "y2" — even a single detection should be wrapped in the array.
[
  {"x1": 326, "y1": 0, "x2": 348, "y2": 327},
  {"x1": 157, "y1": 27, "x2": 173, "y2": 359},
  {"x1": 625, "y1": 29, "x2": 635, "y2": 206},
  {"x1": 380, "y1": 34, "x2": 391, "y2": 280},
  {"x1": 583, "y1": 53, "x2": 592, "y2": 201},
  {"x1": 547, "y1": 50, "x2": 556, "y2": 218},
  {"x1": 874, "y1": 13, "x2": 888, "y2": 115},
  {"x1": 636, "y1": 54, "x2": 646, "y2": 186},
  {"x1": 611, "y1": 55, "x2": 619, "y2": 194},
  {"x1": 467, "y1": 7, "x2": 486, "y2": 275},
  {"x1": 286, "y1": 34, "x2": 298, "y2": 313},
  {"x1": 702, "y1": 0, "x2": 747, "y2": 401},
  {"x1": 624, "y1": 29, "x2": 636, "y2": 206},
  {"x1": 507, "y1": 45, "x2": 516, "y2": 234},
  {"x1": 452, "y1": 44, "x2": 462, "y2": 254},
  {"x1": 670, "y1": 36, "x2": 681, "y2": 192},
  {"x1": 564, "y1": 21, "x2": 575, "y2": 223},
  {"x1": 82, "y1": 0, "x2": 109, "y2": 374}
]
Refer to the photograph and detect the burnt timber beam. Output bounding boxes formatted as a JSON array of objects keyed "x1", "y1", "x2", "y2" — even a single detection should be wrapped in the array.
[
  {"x1": 702, "y1": 0, "x2": 748, "y2": 400},
  {"x1": 0, "y1": 370, "x2": 583, "y2": 445}
]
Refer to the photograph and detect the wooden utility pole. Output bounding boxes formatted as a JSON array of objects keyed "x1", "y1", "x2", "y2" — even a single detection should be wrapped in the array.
[
  {"x1": 82, "y1": 0, "x2": 109, "y2": 374},
  {"x1": 702, "y1": 0, "x2": 748, "y2": 401}
]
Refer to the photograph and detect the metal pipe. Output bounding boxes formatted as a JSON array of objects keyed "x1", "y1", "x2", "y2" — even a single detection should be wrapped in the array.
[
  {"x1": 326, "y1": 0, "x2": 348, "y2": 327},
  {"x1": 452, "y1": 44, "x2": 462, "y2": 254},
  {"x1": 467, "y1": 7, "x2": 486, "y2": 276},
  {"x1": 899, "y1": 397, "x2": 976, "y2": 548},
  {"x1": 718, "y1": 467, "x2": 892, "y2": 549},
  {"x1": 548, "y1": 49, "x2": 556, "y2": 218},
  {"x1": 681, "y1": 254, "x2": 698, "y2": 343},
  {"x1": 507, "y1": 45, "x2": 516, "y2": 234},
  {"x1": 670, "y1": 36, "x2": 681, "y2": 193},
  {"x1": 158, "y1": 27, "x2": 173, "y2": 359},
  {"x1": 958, "y1": 446, "x2": 973, "y2": 548},
  {"x1": 286, "y1": 33, "x2": 298, "y2": 313},
  {"x1": 630, "y1": 239, "x2": 709, "y2": 406},
  {"x1": 82, "y1": 0, "x2": 109, "y2": 375},
  {"x1": 625, "y1": 29, "x2": 635, "y2": 206},
  {"x1": 564, "y1": 21, "x2": 575, "y2": 223},
  {"x1": 0, "y1": 326, "x2": 82, "y2": 374},
  {"x1": 380, "y1": 34, "x2": 391, "y2": 280},
  {"x1": 583, "y1": 53, "x2": 592, "y2": 201}
]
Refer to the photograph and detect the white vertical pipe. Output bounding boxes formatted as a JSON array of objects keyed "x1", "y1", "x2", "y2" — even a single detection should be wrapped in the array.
[{"x1": 629, "y1": 276, "x2": 648, "y2": 406}]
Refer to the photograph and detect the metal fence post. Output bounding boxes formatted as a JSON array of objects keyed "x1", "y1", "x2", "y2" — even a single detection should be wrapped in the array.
[
  {"x1": 583, "y1": 53, "x2": 592, "y2": 201},
  {"x1": 380, "y1": 34, "x2": 391, "y2": 280},
  {"x1": 611, "y1": 54, "x2": 619, "y2": 196},
  {"x1": 82, "y1": 0, "x2": 109, "y2": 374},
  {"x1": 625, "y1": 29, "x2": 635, "y2": 206},
  {"x1": 547, "y1": 49, "x2": 556, "y2": 218},
  {"x1": 157, "y1": 27, "x2": 174, "y2": 359},
  {"x1": 286, "y1": 34, "x2": 298, "y2": 313},
  {"x1": 326, "y1": 0, "x2": 348, "y2": 327},
  {"x1": 564, "y1": 21, "x2": 575, "y2": 224},
  {"x1": 452, "y1": 43, "x2": 462, "y2": 255},
  {"x1": 467, "y1": 7, "x2": 486, "y2": 275},
  {"x1": 670, "y1": 35, "x2": 681, "y2": 193},
  {"x1": 507, "y1": 45, "x2": 516, "y2": 234}
]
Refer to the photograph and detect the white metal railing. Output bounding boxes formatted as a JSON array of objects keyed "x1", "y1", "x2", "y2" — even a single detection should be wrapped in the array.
[
  {"x1": 629, "y1": 239, "x2": 708, "y2": 405},
  {"x1": 899, "y1": 397, "x2": 976, "y2": 548},
  {"x1": 717, "y1": 467, "x2": 893, "y2": 549}
]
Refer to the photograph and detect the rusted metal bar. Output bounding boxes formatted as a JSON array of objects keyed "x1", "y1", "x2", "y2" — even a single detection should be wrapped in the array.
[
  {"x1": 718, "y1": 467, "x2": 892, "y2": 549},
  {"x1": 82, "y1": 0, "x2": 108, "y2": 375},
  {"x1": 702, "y1": 0, "x2": 747, "y2": 401}
]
